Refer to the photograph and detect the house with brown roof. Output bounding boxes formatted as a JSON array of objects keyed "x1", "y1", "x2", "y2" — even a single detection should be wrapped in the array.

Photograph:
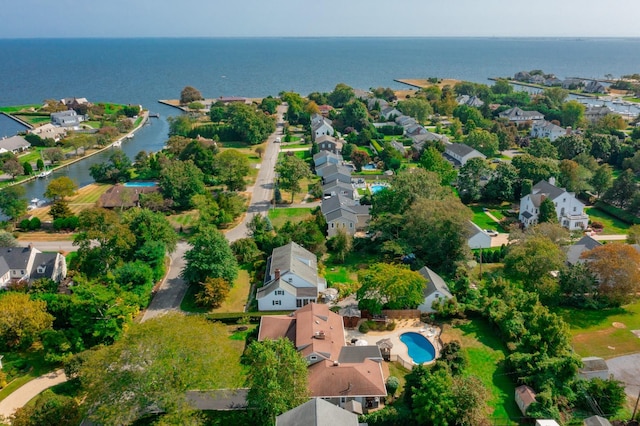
[
  {"x1": 97, "y1": 184, "x2": 159, "y2": 209},
  {"x1": 258, "y1": 303, "x2": 387, "y2": 412},
  {"x1": 257, "y1": 242, "x2": 326, "y2": 311},
  {"x1": 515, "y1": 385, "x2": 537, "y2": 416}
]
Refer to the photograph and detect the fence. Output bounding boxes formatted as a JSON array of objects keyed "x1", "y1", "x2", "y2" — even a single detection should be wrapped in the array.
[
  {"x1": 361, "y1": 309, "x2": 421, "y2": 321},
  {"x1": 389, "y1": 354, "x2": 414, "y2": 371}
]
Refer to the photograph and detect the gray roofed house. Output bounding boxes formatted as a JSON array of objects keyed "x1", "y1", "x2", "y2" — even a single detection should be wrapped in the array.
[
  {"x1": 51, "y1": 109, "x2": 83, "y2": 127},
  {"x1": 323, "y1": 180, "x2": 356, "y2": 200},
  {"x1": 322, "y1": 195, "x2": 370, "y2": 237},
  {"x1": 405, "y1": 124, "x2": 426, "y2": 137},
  {"x1": 311, "y1": 115, "x2": 334, "y2": 142},
  {"x1": 276, "y1": 398, "x2": 360, "y2": 426},
  {"x1": 321, "y1": 164, "x2": 352, "y2": 184},
  {"x1": 314, "y1": 150, "x2": 343, "y2": 168},
  {"x1": 566, "y1": 235, "x2": 602, "y2": 265},
  {"x1": 0, "y1": 135, "x2": 30, "y2": 154},
  {"x1": 390, "y1": 140, "x2": 406, "y2": 154},
  {"x1": 467, "y1": 221, "x2": 492, "y2": 249},
  {"x1": 395, "y1": 115, "x2": 417, "y2": 128},
  {"x1": 584, "y1": 80, "x2": 606, "y2": 94},
  {"x1": 456, "y1": 94, "x2": 484, "y2": 107},
  {"x1": 410, "y1": 131, "x2": 450, "y2": 152},
  {"x1": 257, "y1": 241, "x2": 325, "y2": 311},
  {"x1": 315, "y1": 134, "x2": 343, "y2": 155},
  {"x1": 583, "y1": 415, "x2": 612, "y2": 426},
  {"x1": 380, "y1": 106, "x2": 401, "y2": 120},
  {"x1": 443, "y1": 143, "x2": 486, "y2": 167},
  {"x1": 367, "y1": 98, "x2": 388, "y2": 111},
  {"x1": 530, "y1": 120, "x2": 568, "y2": 142},
  {"x1": 417, "y1": 266, "x2": 453, "y2": 313},
  {"x1": 585, "y1": 105, "x2": 613, "y2": 123},
  {"x1": 498, "y1": 107, "x2": 544, "y2": 122},
  {"x1": 0, "y1": 245, "x2": 67, "y2": 289},
  {"x1": 519, "y1": 178, "x2": 589, "y2": 230}
]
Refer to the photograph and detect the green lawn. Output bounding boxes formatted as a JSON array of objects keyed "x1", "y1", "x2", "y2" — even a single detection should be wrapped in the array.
[
  {"x1": 15, "y1": 115, "x2": 51, "y2": 125},
  {"x1": 220, "y1": 141, "x2": 252, "y2": 149},
  {"x1": 0, "y1": 104, "x2": 41, "y2": 113},
  {"x1": 443, "y1": 319, "x2": 519, "y2": 424},
  {"x1": 558, "y1": 300, "x2": 640, "y2": 358},
  {"x1": 469, "y1": 206, "x2": 504, "y2": 232},
  {"x1": 585, "y1": 207, "x2": 630, "y2": 235},
  {"x1": 0, "y1": 350, "x2": 57, "y2": 403},
  {"x1": 267, "y1": 207, "x2": 313, "y2": 228},
  {"x1": 281, "y1": 143, "x2": 310, "y2": 149},
  {"x1": 181, "y1": 268, "x2": 252, "y2": 314}
]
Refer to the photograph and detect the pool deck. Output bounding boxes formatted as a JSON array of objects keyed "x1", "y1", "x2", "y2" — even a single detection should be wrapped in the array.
[{"x1": 344, "y1": 319, "x2": 441, "y2": 367}]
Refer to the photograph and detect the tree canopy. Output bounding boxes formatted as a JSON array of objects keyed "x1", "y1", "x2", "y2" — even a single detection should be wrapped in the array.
[
  {"x1": 0, "y1": 292, "x2": 53, "y2": 349},
  {"x1": 182, "y1": 224, "x2": 238, "y2": 286},
  {"x1": 357, "y1": 263, "x2": 426, "y2": 314}
]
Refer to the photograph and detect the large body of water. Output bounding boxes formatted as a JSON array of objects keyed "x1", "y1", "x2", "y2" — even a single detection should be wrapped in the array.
[{"x1": 1, "y1": 37, "x2": 640, "y2": 201}]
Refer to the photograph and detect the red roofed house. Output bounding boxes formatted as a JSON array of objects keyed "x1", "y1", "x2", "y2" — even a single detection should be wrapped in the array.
[{"x1": 258, "y1": 303, "x2": 388, "y2": 413}]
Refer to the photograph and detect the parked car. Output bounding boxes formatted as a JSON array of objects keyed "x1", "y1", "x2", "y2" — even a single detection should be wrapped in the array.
[{"x1": 484, "y1": 229, "x2": 499, "y2": 237}]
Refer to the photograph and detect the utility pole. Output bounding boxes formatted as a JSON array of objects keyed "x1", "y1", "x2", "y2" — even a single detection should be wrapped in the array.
[{"x1": 632, "y1": 387, "x2": 640, "y2": 422}]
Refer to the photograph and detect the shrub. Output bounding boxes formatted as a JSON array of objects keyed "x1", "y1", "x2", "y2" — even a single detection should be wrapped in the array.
[
  {"x1": 386, "y1": 321, "x2": 396, "y2": 331},
  {"x1": 0, "y1": 370, "x2": 6, "y2": 388},
  {"x1": 19, "y1": 219, "x2": 31, "y2": 230},
  {"x1": 359, "y1": 321, "x2": 370, "y2": 333},
  {"x1": 29, "y1": 217, "x2": 41, "y2": 230},
  {"x1": 385, "y1": 376, "x2": 400, "y2": 396},
  {"x1": 590, "y1": 220, "x2": 604, "y2": 230}
]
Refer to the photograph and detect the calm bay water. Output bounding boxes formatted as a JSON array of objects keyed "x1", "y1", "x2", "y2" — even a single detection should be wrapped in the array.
[{"x1": 1, "y1": 37, "x2": 640, "y2": 200}]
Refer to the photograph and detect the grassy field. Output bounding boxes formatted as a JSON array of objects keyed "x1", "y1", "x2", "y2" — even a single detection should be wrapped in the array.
[
  {"x1": 267, "y1": 207, "x2": 313, "y2": 228},
  {"x1": 559, "y1": 300, "x2": 640, "y2": 359},
  {"x1": 469, "y1": 205, "x2": 504, "y2": 232},
  {"x1": 168, "y1": 210, "x2": 200, "y2": 232},
  {"x1": 15, "y1": 115, "x2": 51, "y2": 126},
  {"x1": 585, "y1": 207, "x2": 630, "y2": 234},
  {"x1": 29, "y1": 183, "x2": 112, "y2": 220},
  {"x1": 0, "y1": 105, "x2": 41, "y2": 113},
  {"x1": 181, "y1": 268, "x2": 252, "y2": 314},
  {"x1": 442, "y1": 319, "x2": 520, "y2": 424}
]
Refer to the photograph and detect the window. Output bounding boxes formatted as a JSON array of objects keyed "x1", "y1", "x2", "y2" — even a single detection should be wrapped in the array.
[
  {"x1": 573, "y1": 207, "x2": 576, "y2": 212},
  {"x1": 296, "y1": 299, "x2": 303, "y2": 308},
  {"x1": 275, "y1": 290, "x2": 284, "y2": 295},
  {"x1": 350, "y1": 223, "x2": 353, "y2": 228},
  {"x1": 272, "y1": 300, "x2": 281, "y2": 306}
]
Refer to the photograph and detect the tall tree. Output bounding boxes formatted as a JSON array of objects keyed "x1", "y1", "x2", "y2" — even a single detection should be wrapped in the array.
[
  {"x1": 79, "y1": 314, "x2": 243, "y2": 425},
  {"x1": 457, "y1": 157, "x2": 489, "y2": 204},
  {"x1": 339, "y1": 100, "x2": 369, "y2": 131},
  {"x1": 180, "y1": 86, "x2": 203, "y2": 104},
  {"x1": 603, "y1": 168, "x2": 637, "y2": 209},
  {"x1": 44, "y1": 176, "x2": 77, "y2": 201},
  {"x1": 245, "y1": 338, "x2": 310, "y2": 426},
  {"x1": 121, "y1": 208, "x2": 177, "y2": 253},
  {"x1": 276, "y1": 154, "x2": 311, "y2": 203},
  {"x1": 582, "y1": 244, "x2": 640, "y2": 306},
  {"x1": 0, "y1": 292, "x2": 53, "y2": 350},
  {"x1": 504, "y1": 236, "x2": 565, "y2": 291},
  {"x1": 554, "y1": 134, "x2": 591, "y2": 160},
  {"x1": 419, "y1": 147, "x2": 457, "y2": 186},
  {"x1": 159, "y1": 159, "x2": 206, "y2": 210},
  {"x1": 561, "y1": 100, "x2": 586, "y2": 128},
  {"x1": 327, "y1": 83, "x2": 355, "y2": 108},
  {"x1": 182, "y1": 225, "x2": 238, "y2": 285},
  {"x1": 0, "y1": 186, "x2": 28, "y2": 224},
  {"x1": 2, "y1": 157, "x2": 23, "y2": 179},
  {"x1": 484, "y1": 162, "x2": 519, "y2": 202},
  {"x1": 397, "y1": 97, "x2": 433, "y2": 123},
  {"x1": 357, "y1": 263, "x2": 426, "y2": 314},
  {"x1": 465, "y1": 129, "x2": 499, "y2": 157},
  {"x1": 215, "y1": 149, "x2": 250, "y2": 191}
]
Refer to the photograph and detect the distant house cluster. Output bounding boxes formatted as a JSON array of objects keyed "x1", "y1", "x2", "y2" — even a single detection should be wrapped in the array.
[{"x1": 512, "y1": 71, "x2": 607, "y2": 94}]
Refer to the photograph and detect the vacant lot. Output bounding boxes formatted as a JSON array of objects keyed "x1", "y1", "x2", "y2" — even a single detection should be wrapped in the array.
[{"x1": 267, "y1": 207, "x2": 313, "y2": 228}]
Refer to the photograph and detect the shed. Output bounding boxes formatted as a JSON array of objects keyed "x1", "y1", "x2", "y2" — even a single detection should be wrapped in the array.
[
  {"x1": 515, "y1": 385, "x2": 537, "y2": 416},
  {"x1": 339, "y1": 305, "x2": 361, "y2": 329},
  {"x1": 376, "y1": 338, "x2": 393, "y2": 361}
]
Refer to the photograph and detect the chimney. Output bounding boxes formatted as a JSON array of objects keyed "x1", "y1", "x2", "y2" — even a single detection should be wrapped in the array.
[
  {"x1": 548, "y1": 177, "x2": 556, "y2": 186},
  {"x1": 275, "y1": 268, "x2": 280, "y2": 280}
]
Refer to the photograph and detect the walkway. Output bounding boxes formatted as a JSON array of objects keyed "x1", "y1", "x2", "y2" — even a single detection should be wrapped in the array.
[{"x1": 0, "y1": 369, "x2": 67, "y2": 419}]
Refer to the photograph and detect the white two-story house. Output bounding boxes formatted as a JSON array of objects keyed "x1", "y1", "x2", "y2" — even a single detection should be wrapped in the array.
[
  {"x1": 257, "y1": 242, "x2": 326, "y2": 311},
  {"x1": 519, "y1": 178, "x2": 589, "y2": 230},
  {"x1": 530, "y1": 120, "x2": 568, "y2": 142},
  {"x1": 311, "y1": 114, "x2": 334, "y2": 142}
]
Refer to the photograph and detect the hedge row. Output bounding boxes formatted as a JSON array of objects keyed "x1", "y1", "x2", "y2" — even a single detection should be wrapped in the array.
[
  {"x1": 594, "y1": 201, "x2": 640, "y2": 225},
  {"x1": 205, "y1": 310, "x2": 294, "y2": 324}
]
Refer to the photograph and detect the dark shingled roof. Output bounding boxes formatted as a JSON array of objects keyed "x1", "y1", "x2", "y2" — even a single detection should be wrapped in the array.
[
  {"x1": 566, "y1": 235, "x2": 602, "y2": 265},
  {"x1": 583, "y1": 415, "x2": 612, "y2": 426},
  {"x1": 276, "y1": 398, "x2": 359, "y2": 426}
]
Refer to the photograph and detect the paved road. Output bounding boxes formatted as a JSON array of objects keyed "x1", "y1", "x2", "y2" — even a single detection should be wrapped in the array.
[
  {"x1": 141, "y1": 241, "x2": 190, "y2": 322},
  {"x1": 606, "y1": 353, "x2": 640, "y2": 398},
  {"x1": 0, "y1": 369, "x2": 67, "y2": 419},
  {"x1": 225, "y1": 104, "x2": 287, "y2": 243},
  {"x1": 17, "y1": 240, "x2": 77, "y2": 252}
]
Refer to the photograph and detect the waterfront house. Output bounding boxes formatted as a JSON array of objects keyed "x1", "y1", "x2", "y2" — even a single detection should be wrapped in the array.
[
  {"x1": 367, "y1": 98, "x2": 388, "y2": 111},
  {"x1": 519, "y1": 178, "x2": 588, "y2": 230},
  {"x1": 258, "y1": 303, "x2": 387, "y2": 411},
  {"x1": 29, "y1": 123, "x2": 66, "y2": 142},
  {"x1": 443, "y1": 143, "x2": 486, "y2": 167},
  {"x1": 0, "y1": 135, "x2": 30, "y2": 154},
  {"x1": 257, "y1": 242, "x2": 326, "y2": 311},
  {"x1": 456, "y1": 94, "x2": 484, "y2": 108},
  {"x1": 311, "y1": 114, "x2": 334, "y2": 142},
  {"x1": 530, "y1": 120, "x2": 568, "y2": 142},
  {"x1": 584, "y1": 80, "x2": 606, "y2": 94},
  {"x1": 0, "y1": 245, "x2": 67, "y2": 289},
  {"x1": 51, "y1": 110, "x2": 83, "y2": 127},
  {"x1": 97, "y1": 184, "x2": 160, "y2": 209},
  {"x1": 498, "y1": 107, "x2": 544, "y2": 122},
  {"x1": 585, "y1": 105, "x2": 613, "y2": 123},
  {"x1": 417, "y1": 266, "x2": 452, "y2": 313}
]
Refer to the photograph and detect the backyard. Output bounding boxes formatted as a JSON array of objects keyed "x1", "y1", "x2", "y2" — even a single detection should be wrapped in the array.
[
  {"x1": 267, "y1": 207, "x2": 313, "y2": 228},
  {"x1": 585, "y1": 206, "x2": 631, "y2": 235},
  {"x1": 469, "y1": 205, "x2": 507, "y2": 233}
]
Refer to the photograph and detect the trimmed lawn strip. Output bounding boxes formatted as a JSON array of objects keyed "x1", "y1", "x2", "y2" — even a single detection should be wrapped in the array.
[
  {"x1": 559, "y1": 300, "x2": 640, "y2": 358},
  {"x1": 442, "y1": 319, "x2": 519, "y2": 424},
  {"x1": 0, "y1": 105, "x2": 42, "y2": 113},
  {"x1": 469, "y1": 206, "x2": 504, "y2": 232},
  {"x1": 584, "y1": 207, "x2": 630, "y2": 235},
  {"x1": 267, "y1": 207, "x2": 313, "y2": 228}
]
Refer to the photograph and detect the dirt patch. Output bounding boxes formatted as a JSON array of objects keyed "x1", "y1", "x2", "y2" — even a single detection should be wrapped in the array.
[{"x1": 612, "y1": 322, "x2": 627, "y2": 329}]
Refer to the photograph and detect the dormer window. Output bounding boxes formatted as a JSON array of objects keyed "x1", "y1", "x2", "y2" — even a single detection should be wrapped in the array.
[{"x1": 37, "y1": 265, "x2": 46, "y2": 274}]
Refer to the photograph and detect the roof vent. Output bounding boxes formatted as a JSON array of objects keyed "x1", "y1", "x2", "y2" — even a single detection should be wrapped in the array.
[
  {"x1": 333, "y1": 361, "x2": 339, "y2": 366},
  {"x1": 314, "y1": 331, "x2": 326, "y2": 340}
]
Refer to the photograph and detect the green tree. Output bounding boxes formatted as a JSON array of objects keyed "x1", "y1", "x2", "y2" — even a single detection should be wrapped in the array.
[
  {"x1": 603, "y1": 168, "x2": 637, "y2": 209},
  {"x1": 122, "y1": 208, "x2": 177, "y2": 253},
  {"x1": 457, "y1": 157, "x2": 489, "y2": 204},
  {"x1": 538, "y1": 197, "x2": 558, "y2": 224},
  {"x1": 465, "y1": 129, "x2": 499, "y2": 157},
  {"x1": 527, "y1": 137, "x2": 558, "y2": 159},
  {"x1": 558, "y1": 262, "x2": 598, "y2": 307},
  {"x1": 504, "y1": 236, "x2": 565, "y2": 291},
  {"x1": 555, "y1": 134, "x2": 591, "y2": 160},
  {"x1": 228, "y1": 103, "x2": 276, "y2": 145},
  {"x1": 182, "y1": 225, "x2": 238, "y2": 285},
  {"x1": 0, "y1": 230, "x2": 18, "y2": 247},
  {"x1": 397, "y1": 97, "x2": 433, "y2": 122},
  {"x1": 159, "y1": 159, "x2": 206, "y2": 210},
  {"x1": 484, "y1": 162, "x2": 519, "y2": 202},
  {"x1": 328, "y1": 83, "x2": 355, "y2": 108},
  {"x1": 590, "y1": 164, "x2": 613, "y2": 198},
  {"x1": 582, "y1": 244, "x2": 640, "y2": 306},
  {"x1": 180, "y1": 86, "x2": 203, "y2": 104},
  {"x1": 419, "y1": 147, "x2": 457, "y2": 185},
  {"x1": 561, "y1": 100, "x2": 586, "y2": 128},
  {"x1": 42, "y1": 147, "x2": 64, "y2": 164},
  {"x1": 276, "y1": 154, "x2": 311, "y2": 203},
  {"x1": 10, "y1": 391, "x2": 81, "y2": 426},
  {"x1": 492, "y1": 79, "x2": 513, "y2": 95},
  {"x1": 259, "y1": 96, "x2": 279, "y2": 114},
  {"x1": 327, "y1": 228, "x2": 352, "y2": 263},
  {"x1": 44, "y1": 176, "x2": 77, "y2": 200},
  {"x1": 512, "y1": 154, "x2": 559, "y2": 184},
  {"x1": 48, "y1": 199, "x2": 72, "y2": 220},
  {"x1": 215, "y1": 149, "x2": 250, "y2": 191},
  {"x1": 0, "y1": 292, "x2": 53, "y2": 349},
  {"x1": 558, "y1": 159, "x2": 591, "y2": 194},
  {"x1": 245, "y1": 338, "x2": 310, "y2": 426},
  {"x1": 0, "y1": 186, "x2": 28, "y2": 224},
  {"x1": 79, "y1": 314, "x2": 243, "y2": 425},
  {"x1": 89, "y1": 149, "x2": 132, "y2": 183},
  {"x1": 357, "y1": 263, "x2": 426, "y2": 314},
  {"x1": 339, "y1": 100, "x2": 369, "y2": 131}
]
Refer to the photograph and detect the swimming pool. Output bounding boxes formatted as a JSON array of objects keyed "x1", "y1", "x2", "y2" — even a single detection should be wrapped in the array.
[
  {"x1": 370, "y1": 185, "x2": 387, "y2": 194},
  {"x1": 362, "y1": 164, "x2": 377, "y2": 170},
  {"x1": 124, "y1": 181, "x2": 157, "y2": 187},
  {"x1": 400, "y1": 332, "x2": 436, "y2": 364}
]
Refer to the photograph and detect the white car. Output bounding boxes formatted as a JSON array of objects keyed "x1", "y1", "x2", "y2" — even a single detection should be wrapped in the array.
[
  {"x1": 275, "y1": 137, "x2": 281, "y2": 143},
  {"x1": 484, "y1": 229, "x2": 499, "y2": 237}
]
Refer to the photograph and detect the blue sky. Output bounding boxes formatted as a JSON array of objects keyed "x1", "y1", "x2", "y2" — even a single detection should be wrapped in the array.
[{"x1": 3, "y1": 0, "x2": 640, "y2": 38}]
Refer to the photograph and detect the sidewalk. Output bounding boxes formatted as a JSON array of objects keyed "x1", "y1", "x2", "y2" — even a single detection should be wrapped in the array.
[{"x1": 0, "y1": 369, "x2": 67, "y2": 419}]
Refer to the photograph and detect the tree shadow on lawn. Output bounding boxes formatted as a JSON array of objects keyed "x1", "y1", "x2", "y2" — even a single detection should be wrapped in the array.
[{"x1": 558, "y1": 306, "x2": 630, "y2": 330}]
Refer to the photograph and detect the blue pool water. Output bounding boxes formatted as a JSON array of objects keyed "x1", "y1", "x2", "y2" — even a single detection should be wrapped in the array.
[
  {"x1": 362, "y1": 164, "x2": 377, "y2": 170},
  {"x1": 400, "y1": 332, "x2": 436, "y2": 364},
  {"x1": 370, "y1": 185, "x2": 387, "y2": 194},
  {"x1": 124, "y1": 181, "x2": 157, "y2": 187}
]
